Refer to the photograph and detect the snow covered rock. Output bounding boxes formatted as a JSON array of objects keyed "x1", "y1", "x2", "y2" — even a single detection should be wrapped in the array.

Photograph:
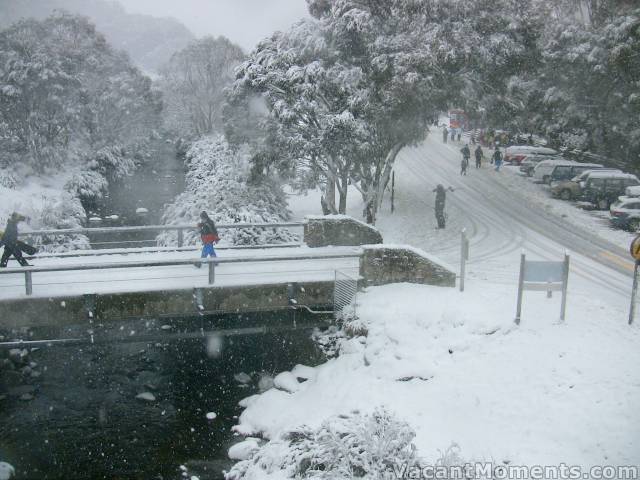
[
  {"x1": 273, "y1": 372, "x2": 300, "y2": 393},
  {"x1": 257, "y1": 374, "x2": 274, "y2": 392},
  {"x1": 0, "y1": 462, "x2": 15, "y2": 480},
  {"x1": 233, "y1": 372, "x2": 252, "y2": 385},
  {"x1": 228, "y1": 438, "x2": 260, "y2": 461},
  {"x1": 205, "y1": 412, "x2": 217, "y2": 420},
  {"x1": 291, "y1": 364, "x2": 316, "y2": 381},
  {"x1": 135, "y1": 392, "x2": 156, "y2": 402}
]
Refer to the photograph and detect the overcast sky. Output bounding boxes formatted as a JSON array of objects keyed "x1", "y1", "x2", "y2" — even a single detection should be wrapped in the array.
[{"x1": 120, "y1": 0, "x2": 310, "y2": 51}]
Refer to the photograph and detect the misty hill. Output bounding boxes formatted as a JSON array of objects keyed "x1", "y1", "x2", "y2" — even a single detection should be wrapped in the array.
[{"x1": 0, "y1": 0, "x2": 195, "y2": 72}]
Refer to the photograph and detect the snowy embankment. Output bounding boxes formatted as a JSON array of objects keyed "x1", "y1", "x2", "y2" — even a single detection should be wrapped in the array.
[{"x1": 226, "y1": 281, "x2": 640, "y2": 478}]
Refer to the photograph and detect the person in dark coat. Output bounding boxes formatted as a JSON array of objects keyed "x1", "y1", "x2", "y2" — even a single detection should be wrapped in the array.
[
  {"x1": 195, "y1": 211, "x2": 219, "y2": 268},
  {"x1": 442, "y1": 127, "x2": 448, "y2": 143},
  {"x1": 0, "y1": 213, "x2": 30, "y2": 267},
  {"x1": 475, "y1": 145, "x2": 484, "y2": 168},
  {"x1": 433, "y1": 184, "x2": 454, "y2": 229},
  {"x1": 493, "y1": 148, "x2": 503, "y2": 172}
]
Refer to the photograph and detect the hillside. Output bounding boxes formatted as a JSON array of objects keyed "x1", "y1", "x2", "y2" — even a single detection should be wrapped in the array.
[{"x1": 0, "y1": 0, "x2": 195, "y2": 71}]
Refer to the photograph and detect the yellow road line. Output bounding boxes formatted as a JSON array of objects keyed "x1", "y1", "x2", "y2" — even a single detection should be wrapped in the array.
[{"x1": 599, "y1": 250, "x2": 635, "y2": 272}]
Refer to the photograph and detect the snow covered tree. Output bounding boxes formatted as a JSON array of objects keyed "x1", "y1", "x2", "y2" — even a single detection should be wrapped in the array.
[
  {"x1": 160, "y1": 36, "x2": 245, "y2": 138},
  {"x1": 159, "y1": 136, "x2": 297, "y2": 246}
]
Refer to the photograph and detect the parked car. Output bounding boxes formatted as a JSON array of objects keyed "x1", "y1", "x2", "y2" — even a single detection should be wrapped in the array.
[
  {"x1": 610, "y1": 196, "x2": 640, "y2": 231},
  {"x1": 505, "y1": 146, "x2": 559, "y2": 165},
  {"x1": 533, "y1": 159, "x2": 579, "y2": 184},
  {"x1": 550, "y1": 169, "x2": 622, "y2": 200},
  {"x1": 579, "y1": 171, "x2": 640, "y2": 209},
  {"x1": 519, "y1": 155, "x2": 557, "y2": 176},
  {"x1": 546, "y1": 162, "x2": 603, "y2": 184}
]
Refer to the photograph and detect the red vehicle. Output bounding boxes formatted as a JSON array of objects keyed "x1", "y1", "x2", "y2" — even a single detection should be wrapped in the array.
[{"x1": 449, "y1": 109, "x2": 468, "y2": 130}]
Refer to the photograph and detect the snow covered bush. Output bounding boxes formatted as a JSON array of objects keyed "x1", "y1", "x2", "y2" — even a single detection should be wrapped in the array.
[
  {"x1": 65, "y1": 170, "x2": 109, "y2": 201},
  {"x1": 226, "y1": 408, "x2": 421, "y2": 480},
  {"x1": 158, "y1": 136, "x2": 297, "y2": 246},
  {"x1": 28, "y1": 195, "x2": 90, "y2": 252}
]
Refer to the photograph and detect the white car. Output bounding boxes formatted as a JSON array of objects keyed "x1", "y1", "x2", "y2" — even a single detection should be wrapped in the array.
[
  {"x1": 505, "y1": 146, "x2": 559, "y2": 165},
  {"x1": 533, "y1": 159, "x2": 579, "y2": 184}
]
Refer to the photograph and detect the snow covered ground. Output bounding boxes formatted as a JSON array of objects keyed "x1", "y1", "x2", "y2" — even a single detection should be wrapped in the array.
[{"x1": 227, "y1": 132, "x2": 640, "y2": 477}]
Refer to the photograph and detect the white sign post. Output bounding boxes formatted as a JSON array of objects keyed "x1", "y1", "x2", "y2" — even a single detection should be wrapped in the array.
[{"x1": 515, "y1": 253, "x2": 570, "y2": 325}]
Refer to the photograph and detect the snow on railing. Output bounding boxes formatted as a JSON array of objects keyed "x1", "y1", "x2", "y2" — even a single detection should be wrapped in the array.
[{"x1": 0, "y1": 250, "x2": 363, "y2": 296}]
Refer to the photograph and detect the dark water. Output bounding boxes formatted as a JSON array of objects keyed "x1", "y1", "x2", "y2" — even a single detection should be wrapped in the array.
[
  {"x1": 0, "y1": 311, "x2": 329, "y2": 479},
  {"x1": 87, "y1": 139, "x2": 185, "y2": 249}
]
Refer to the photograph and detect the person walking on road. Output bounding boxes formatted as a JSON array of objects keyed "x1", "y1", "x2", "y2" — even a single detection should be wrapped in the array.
[
  {"x1": 492, "y1": 147, "x2": 503, "y2": 172},
  {"x1": 442, "y1": 127, "x2": 448, "y2": 143},
  {"x1": 457, "y1": 128, "x2": 462, "y2": 142},
  {"x1": 460, "y1": 144, "x2": 470, "y2": 175},
  {"x1": 474, "y1": 145, "x2": 484, "y2": 169},
  {"x1": 0, "y1": 213, "x2": 30, "y2": 267},
  {"x1": 195, "y1": 211, "x2": 219, "y2": 268},
  {"x1": 433, "y1": 184, "x2": 454, "y2": 229}
]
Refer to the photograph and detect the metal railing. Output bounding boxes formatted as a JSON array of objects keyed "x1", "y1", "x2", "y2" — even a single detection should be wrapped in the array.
[
  {"x1": 0, "y1": 250, "x2": 362, "y2": 296},
  {"x1": 19, "y1": 221, "x2": 305, "y2": 248}
]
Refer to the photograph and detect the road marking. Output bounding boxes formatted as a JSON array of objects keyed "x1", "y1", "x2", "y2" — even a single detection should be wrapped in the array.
[{"x1": 599, "y1": 250, "x2": 635, "y2": 272}]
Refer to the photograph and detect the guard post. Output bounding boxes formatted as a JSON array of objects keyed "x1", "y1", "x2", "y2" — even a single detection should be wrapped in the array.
[
  {"x1": 628, "y1": 236, "x2": 640, "y2": 325},
  {"x1": 515, "y1": 253, "x2": 570, "y2": 325}
]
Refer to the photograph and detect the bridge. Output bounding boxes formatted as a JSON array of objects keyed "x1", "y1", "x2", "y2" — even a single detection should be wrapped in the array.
[{"x1": 0, "y1": 216, "x2": 456, "y2": 334}]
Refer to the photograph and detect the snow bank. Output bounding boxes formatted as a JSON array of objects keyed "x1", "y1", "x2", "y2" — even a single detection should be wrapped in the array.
[{"x1": 229, "y1": 280, "x2": 640, "y2": 475}]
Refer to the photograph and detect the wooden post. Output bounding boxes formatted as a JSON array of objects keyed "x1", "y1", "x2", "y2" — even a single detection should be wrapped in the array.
[
  {"x1": 629, "y1": 261, "x2": 639, "y2": 325},
  {"x1": 515, "y1": 253, "x2": 526, "y2": 325},
  {"x1": 391, "y1": 171, "x2": 395, "y2": 213},
  {"x1": 560, "y1": 254, "x2": 570, "y2": 321}
]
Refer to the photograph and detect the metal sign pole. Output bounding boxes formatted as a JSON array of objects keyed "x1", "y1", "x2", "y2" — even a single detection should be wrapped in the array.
[
  {"x1": 629, "y1": 261, "x2": 639, "y2": 325},
  {"x1": 560, "y1": 254, "x2": 570, "y2": 321},
  {"x1": 515, "y1": 253, "x2": 525, "y2": 325},
  {"x1": 460, "y1": 229, "x2": 467, "y2": 292}
]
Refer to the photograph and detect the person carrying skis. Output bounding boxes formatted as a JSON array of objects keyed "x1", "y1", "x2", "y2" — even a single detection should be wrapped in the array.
[
  {"x1": 433, "y1": 184, "x2": 454, "y2": 229},
  {"x1": 474, "y1": 145, "x2": 484, "y2": 169},
  {"x1": 442, "y1": 127, "x2": 448, "y2": 143},
  {"x1": 492, "y1": 147, "x2": 503, "y2": 172},
  {"x1": 195, "y1": 211, "x2": 219, "y2": 268},
  {"x1": 0, "y1": 213, "x2": 30, "y2": 267}
]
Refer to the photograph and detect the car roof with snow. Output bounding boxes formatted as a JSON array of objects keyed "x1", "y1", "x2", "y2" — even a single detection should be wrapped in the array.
[
  {"x1": 586, "y1": 171, "x2": 639, "y2": 180},
  {"x1": 506, "y1": 146, "x2": 558, "y2": 154}
]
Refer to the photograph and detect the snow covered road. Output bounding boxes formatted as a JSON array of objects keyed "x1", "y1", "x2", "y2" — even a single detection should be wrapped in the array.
[{"x1": 376, "y1": 134, "x2": 634, "y2": 307}]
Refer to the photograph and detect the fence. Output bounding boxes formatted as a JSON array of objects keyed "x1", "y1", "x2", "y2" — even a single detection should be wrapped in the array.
[
  {"x1": 333, "y1": 270, "x2": 359, "y2": 320},
  {"x1": 19, "y1": 221, "x2": 305, "y2": 250}
]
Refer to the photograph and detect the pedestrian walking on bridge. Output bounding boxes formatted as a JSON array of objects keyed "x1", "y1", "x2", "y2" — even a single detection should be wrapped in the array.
[
  {"x1": 195, "y1": 211, "x2": 219, "y2": 268},
  {"x1": 0, "y1": 213, "x2": 31, "y2": 267}
]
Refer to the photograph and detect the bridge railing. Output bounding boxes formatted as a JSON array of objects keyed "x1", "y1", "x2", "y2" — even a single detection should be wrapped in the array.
[
  {"x1": 0, "y1": 250, "x2": 362, "y2": 296},
  {"x1": 18, "y1": 221, "x2": 305, "y2": 250}
]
